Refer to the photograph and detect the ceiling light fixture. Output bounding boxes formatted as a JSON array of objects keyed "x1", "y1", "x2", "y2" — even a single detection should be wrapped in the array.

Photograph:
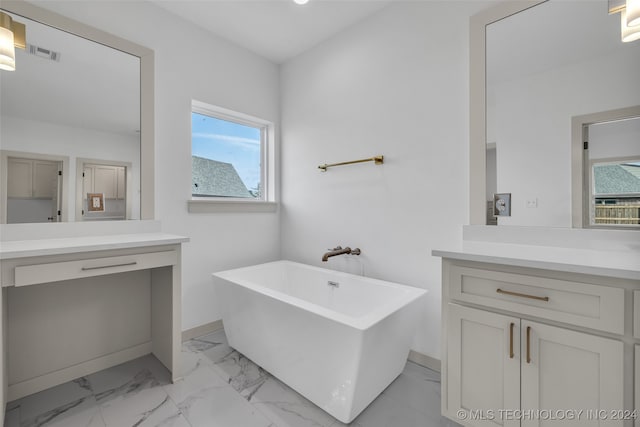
[
  {"x1": 0, "y1": 11, "x2": 26, "y2": 71},
  {"x1": 293, "y1": 0, "x2": 309, "y2": 5},
  {"x1": 626, "y1": 0, "x2": 640, "y2": 26},
  {"x1": 609, "y1": 0, "x2": 640, "y2": 42},
  {"x1": 621, "y1": 9, "x2": 640, "y2": 42}
]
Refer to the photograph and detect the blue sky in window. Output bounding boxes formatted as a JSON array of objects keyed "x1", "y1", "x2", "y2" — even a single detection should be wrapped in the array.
[{"x1": 192, "y1": 112, "x2": 261, "y2": 191}]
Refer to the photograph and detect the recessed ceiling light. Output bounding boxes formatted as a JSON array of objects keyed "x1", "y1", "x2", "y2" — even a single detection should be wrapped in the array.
[{"x1": 294, "y1": 0, "x2": 309, "y2": 5}]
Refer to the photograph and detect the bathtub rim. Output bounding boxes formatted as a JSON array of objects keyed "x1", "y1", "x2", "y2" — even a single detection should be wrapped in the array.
[{"x1": 212, "y1": 260, "x2": 426, "y2": 331}]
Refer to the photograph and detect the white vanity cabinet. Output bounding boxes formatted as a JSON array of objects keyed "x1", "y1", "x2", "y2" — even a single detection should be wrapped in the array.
[
  {"x1": 0, "y1": 233, "x2": 188, "y2": 417},
  {"x1": 436, "y1": 251, "x2": 640, "y2": 427},
  {"x1": 447, "y1": 303, "x2": 623, "y2": 427}
]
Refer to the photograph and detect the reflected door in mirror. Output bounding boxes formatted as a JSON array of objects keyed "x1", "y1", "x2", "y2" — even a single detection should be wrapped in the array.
[
  {"x1": 6, "y1": 157, "x2": 61, "y2": 223},
  {"x1": 82, "y1": 164, "x2": 127, "y2": 221}
]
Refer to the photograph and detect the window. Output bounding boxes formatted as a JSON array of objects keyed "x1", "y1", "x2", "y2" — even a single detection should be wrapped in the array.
[
  {"x1": 572, "y1": 108, "x2": 640, "y2": 229},
  {"x1": 189, "y1": 101, "x2": 275, "y2": 212},
  {"x1": 589, "y1": 159, "x2": 640, "y2": 227},
  {"x1": 581, "y1": 114, "x2": 640, "y2": 229}
]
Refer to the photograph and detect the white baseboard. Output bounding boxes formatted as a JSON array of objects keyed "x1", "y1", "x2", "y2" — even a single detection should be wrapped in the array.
[
  {"x1": 8, "y1": 342, "x2": 152, "y2": 402},
  {"x1": 408, "y1": 350, "x2": 441, "y2": 372},
  {"x1": 182, "y1": 320, "x2": 223, "y2": 342}
]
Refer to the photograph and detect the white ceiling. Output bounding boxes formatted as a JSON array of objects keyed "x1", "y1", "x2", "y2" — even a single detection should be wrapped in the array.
[
  {"x1": 149, "y1": 0, "x2": 394, "y2": 64},
  {"x1": 2, "y1": 0, "x2": 638, "y2": 138},
  {"x1": 1, "y1": 1, "x2": 394, "y2": 138}
]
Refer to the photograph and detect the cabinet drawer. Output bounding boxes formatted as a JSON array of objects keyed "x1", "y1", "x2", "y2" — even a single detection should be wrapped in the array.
[
  {"x1": 14, "y1": 250, "x2": 177, "y2": 287},
  {"x1": 450, "y1": 265, "x2": 624, "y2": 334},
  {"x1": 635, "y1": 291, "x2": 640, "y2": 339}
]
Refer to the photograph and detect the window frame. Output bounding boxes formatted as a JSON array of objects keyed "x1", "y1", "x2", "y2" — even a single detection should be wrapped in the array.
[
  {"x1": 570, "y1": 105, "x2": 640, "y2": 228},
  {"x1": 188, "y1": 100, "x2": 277, "y2": 213}
]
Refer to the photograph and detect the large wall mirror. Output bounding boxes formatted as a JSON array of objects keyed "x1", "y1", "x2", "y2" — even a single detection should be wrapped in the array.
[
  {"x1": 470, "y1": 0, "x2": 640, "y2": 228},
  {"x1": 0, "y1": 0, "x2": 154, "y2": 224}
]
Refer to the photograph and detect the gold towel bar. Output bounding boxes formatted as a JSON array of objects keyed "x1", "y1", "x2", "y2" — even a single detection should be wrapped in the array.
[{"x1": 318, "y1": 156, "x2": 384, "y2": 172}]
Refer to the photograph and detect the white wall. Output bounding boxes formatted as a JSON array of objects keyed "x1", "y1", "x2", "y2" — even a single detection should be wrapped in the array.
[
  {"x1": 280, "y1": 2, "x2": 489, "y2": 360},
  {"x1": 488, "y1": 47, "x2": 640, "y2": 227},
  {"x1": 33, "y1": 0, "x2": 281, "y2": 331},
  {"x1": 1, "y1": 116, "x2": 140, "y2": 221}
]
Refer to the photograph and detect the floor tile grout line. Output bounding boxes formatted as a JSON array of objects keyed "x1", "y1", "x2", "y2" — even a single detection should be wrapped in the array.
[
  {"x1": 159, "y1": 384, "x2": 195, "y2": 427},
  {"x1": 248, "y1": 401, "x2": 287, "y2": 427}
]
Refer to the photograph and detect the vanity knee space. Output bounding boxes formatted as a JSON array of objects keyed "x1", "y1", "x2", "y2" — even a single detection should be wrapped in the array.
[{"x1": 0, "y1": 235, "x2": 187, "y2": 404}]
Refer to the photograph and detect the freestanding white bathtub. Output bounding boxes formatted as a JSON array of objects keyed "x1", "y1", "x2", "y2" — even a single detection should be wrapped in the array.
[{"x1": 212, "y1": 260, "x2": 426, "y2": 423}]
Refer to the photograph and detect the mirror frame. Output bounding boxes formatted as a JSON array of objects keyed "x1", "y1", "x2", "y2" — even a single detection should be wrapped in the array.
[
  {"x1": 469, "y1": 0, "x2": 546, "y2": 225},
  {"x1": 1, "y1": 0, "x2": 154, "y2": 221}
]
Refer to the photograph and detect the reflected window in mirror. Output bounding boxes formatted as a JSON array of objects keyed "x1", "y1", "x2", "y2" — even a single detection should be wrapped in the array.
[
  {"x1": 584, "y1": 116, "x2": 640, "y2": 229},
  {"x1": 0, "y1": 8, "x2": 141, "y2": 223}
]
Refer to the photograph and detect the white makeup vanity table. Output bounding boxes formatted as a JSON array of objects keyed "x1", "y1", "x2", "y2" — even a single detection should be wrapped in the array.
[
  {"x1": 0, "y1": 2, "x2": 183, "y2": 425},
  {"x1": 0, "y1": 230, "x2": 189, "y2": 424}
]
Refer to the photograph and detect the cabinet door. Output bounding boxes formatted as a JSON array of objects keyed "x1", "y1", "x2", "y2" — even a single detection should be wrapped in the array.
[
  {"x1": 636, "y1": 345, "x2": 639, "y2": 427},
  {"x1": 7, "y1": 158, "x2": 33, "y2": 198},
  {"x1": 32, "y1": 160, "x2": 58, "y2": 198},
  {"x1": 634, "y1": 291, "x2": 640, "y2": 339},
  {"x1": 521, "y1": 321, "x2": 624, "y2": 427},
  {"x1": 447, "y1": 304, "x2": 520, "y2": 427},
  {"x1": 93, "y1": 166, "x2": 117, "y2": 199}
]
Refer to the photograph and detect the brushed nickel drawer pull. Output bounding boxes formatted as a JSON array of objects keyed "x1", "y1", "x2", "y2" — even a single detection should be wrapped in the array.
[
  {"x1": 497, "y1": 288, "x2": 549, "y2": 302},
  {"x1": 509, "y1": 322, "x2": 514, "y2": 359},
  {"x1": 82, "y1": 261, "x2": 137, "y2": 271}
]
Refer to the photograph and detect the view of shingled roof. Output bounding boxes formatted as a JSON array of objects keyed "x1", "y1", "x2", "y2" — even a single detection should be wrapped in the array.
[
  {"x1": 192, "y1": 156, "x2": 251, "y2": 198},
  {"x1": 593, "y1": 164, "x2": 640, "y2": 195}
]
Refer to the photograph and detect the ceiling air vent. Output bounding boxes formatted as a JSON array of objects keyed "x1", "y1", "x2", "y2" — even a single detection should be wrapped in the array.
[{"x1": 27, "y1": 44, "x2": 61, "y2": 62}]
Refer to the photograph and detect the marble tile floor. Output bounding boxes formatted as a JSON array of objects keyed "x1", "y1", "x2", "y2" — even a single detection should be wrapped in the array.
[{"x1": 5, "y1": 329, "x2": 458, "y2": 427}]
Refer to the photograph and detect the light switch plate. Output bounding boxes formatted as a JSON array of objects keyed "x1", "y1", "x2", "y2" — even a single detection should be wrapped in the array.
[{"x1": 493, "y1": 193, "x2": 511, "y2": 216}]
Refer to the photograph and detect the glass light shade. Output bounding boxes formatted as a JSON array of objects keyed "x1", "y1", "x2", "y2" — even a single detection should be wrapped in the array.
[
  {"x1": 0, "y1": 26, "x2": 16, "y2": 71},
  {"x1": 627, "y1": 0, "x2": 640, "y2": 27},
  {"x1": 622, "y1": 10, "x2": 640, "y2": 42}
]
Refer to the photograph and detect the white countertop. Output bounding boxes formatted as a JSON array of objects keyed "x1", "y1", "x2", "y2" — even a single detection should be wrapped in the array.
[
  {"x1": 433, "y1": 241, "x2": 640, "y2": 281},
  {"x1": 0, "y1": 233, "x2": 189, "y2": 259}
]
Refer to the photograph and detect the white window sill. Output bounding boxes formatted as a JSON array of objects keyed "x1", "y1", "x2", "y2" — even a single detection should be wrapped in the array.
[{"x1": 188, "y1": 199, "x2": 278, "y2": 213}]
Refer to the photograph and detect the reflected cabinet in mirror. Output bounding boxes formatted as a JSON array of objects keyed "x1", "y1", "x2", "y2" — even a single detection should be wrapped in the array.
[
  {"x1": 470, "y1": 0, "x2": 640, "y2": 228},
  {"x1": 0, "y1": 0, "x2": 154, "y2": 223}
]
